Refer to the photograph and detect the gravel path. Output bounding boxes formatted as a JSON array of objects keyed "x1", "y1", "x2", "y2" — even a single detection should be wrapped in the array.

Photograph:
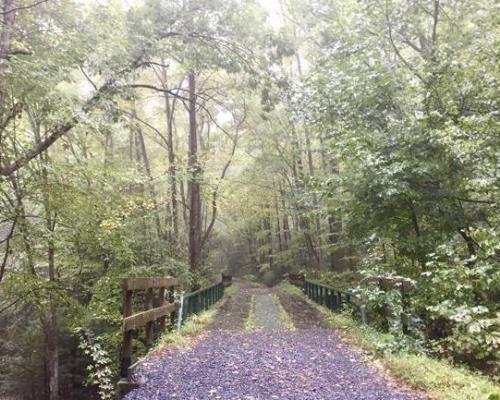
[
  {"x1": 125, "y1": 330, "x2": 421, "y2": 400},
  {"x1": 207, "y1": 279, "x2": 259, "y2": 330},
  {"x1": 254, "y1": 294, "x2": 287, "y2": 330},
  {"x1": 277, "y1": 290, "x2": 329, "y2": 330},
  {"x1": 124, "y1": 282, "x2": 425, "y2": 400}
]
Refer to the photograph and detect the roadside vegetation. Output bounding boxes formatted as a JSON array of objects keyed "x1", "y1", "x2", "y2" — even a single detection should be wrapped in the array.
[{"x1": 281, "y1": 282, "x2": 500, "y2": 400}]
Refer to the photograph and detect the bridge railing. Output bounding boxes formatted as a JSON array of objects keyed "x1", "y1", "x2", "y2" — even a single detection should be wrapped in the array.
[
  {"x1": 179, "y1": 281, "x2": 224, "y2": 326},
  {"x1": 118, "y1": 276, "x2": 179, "y2": 395},
  {"x1": 303, "y1": 279, "x2": 367, "y2": 324}
]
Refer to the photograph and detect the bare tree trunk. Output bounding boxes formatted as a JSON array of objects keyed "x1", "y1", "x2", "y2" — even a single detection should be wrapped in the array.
[
  {"x1": 104, "y1": 130, "x2": 113, "y2": 168},
  {"x1": 0, "y1": 217, "x2": 15, "y2": 282},
  {"x1": 264, "y1": 211, "x2": 273, "y2": 268},
  {"x1": 323, "y1": 141, "x2": 343, "y2": 270},
  {"x1": 160, "y1": 64, "x2": 179, "y2": 238},
  {"x1": 9, "y1": 175, "x2": 35, "y2": 274},
  {"x1": 274, "y1": 195, "x2": 283, "y2": 253},
  {"x1": 135, "y1": 118, "x2": 162, "y2": 238},
  {"x1": 180, "y1": 178, "x2": 188, "y2": 227},
  {"x1": 0, "y1": 0, "x2": 16, "y2": 164},
  {"x1": 279, "y1": 184, "x2": 290, "y2": 251},
  {"x1": 290, "y1": 124, "x2": 318, "y2": 265},
  {"x1": 40, "y1": 149, "x2": 59, "y2": 400},
  {"x1": 187, "y1": 71, "x2": 202, "y2": 272},
  {"x1": 45, "y1": 242, "x2": 59, "y2": 400}
]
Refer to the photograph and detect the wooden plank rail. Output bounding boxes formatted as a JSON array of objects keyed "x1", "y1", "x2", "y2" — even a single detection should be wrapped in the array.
[
  {"x1": 123, "y1": 303, "x2": 179, "y2": 331},
  {"x1": 123, "y1": 276, "x2": 178, "y2": 291},
  {"x1": 118, "y1": 276, "x2": 179, "y2": 398}
]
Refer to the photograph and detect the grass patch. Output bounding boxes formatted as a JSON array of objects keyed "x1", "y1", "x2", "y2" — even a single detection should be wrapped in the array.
[
  {"x1": 272, "y1": 294, "x2": 296, "y2": 331},
  {"x1": 224, "y1": 283, "x2": 239, "y2": 297},
  {"x1": 156, "y1": 289, "x2": 231, "y2": 350},
  {"x1": 245, "y1": 295, "x2": 256, "y2": 330},
  {"x1": 385, "y1": 354, "x2": 500, "y2": 400},
  {"x1": 281, "y1": 281, "x2": 500, "y2": 400},
  {"x1": 157, "y1": 307, "x2": 218, "y2": 349},
  {"x1": 279, "y1": 281, "x2": 304, "y2": 296}
]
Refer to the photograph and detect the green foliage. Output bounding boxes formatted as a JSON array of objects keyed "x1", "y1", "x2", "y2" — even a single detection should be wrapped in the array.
[
  {"x1": 0, "y1": 0, "x2": 498, "y2": 398},
  {"x1": 296, "y1": 0, "x2": 500, "y2": 375},
  {"x1": 76, "y1": 330, "x2": 114, "y2": 400}
]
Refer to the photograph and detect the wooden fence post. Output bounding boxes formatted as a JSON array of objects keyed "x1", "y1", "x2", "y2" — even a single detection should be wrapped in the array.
[
  {"x1": 144, "y1": 288, "x2": 154, "y2": 349},
  {"x1": 158, "y1": 286, "x2": 166, "y2": 332},
  {"x1": 118, "y1": 276, "x2": 179, "y2": 399},
  {"x1": 168, "y1": 285, "x2": 177, "y2": 330},
  {"x1": 120, "y1": 288, "x2": 133, "y2": 378}
]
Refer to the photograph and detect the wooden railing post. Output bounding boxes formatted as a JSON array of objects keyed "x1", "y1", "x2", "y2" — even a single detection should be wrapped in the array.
[
  {"x1": 144, "y1": 288, "x2": 154, "y2": 349},
  {"x1": 118, "y1": 276, "x2": 179, "y2": 398},
  {"x1": 120, "y1": 288, "x2": 133, "y2": 378},
  {"x1": 158, "y1": 286, "x2": 166, "y2": 332},
  {"x1": 168, "y1": 285, "x2": 177, "y2": 330}
]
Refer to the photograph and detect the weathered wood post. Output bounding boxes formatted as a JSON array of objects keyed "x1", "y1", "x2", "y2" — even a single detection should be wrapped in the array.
[
  {"x1": 168, "y1": 284, "x2": 177, "y2": 331},
  {"x1": 158, "y1": 286, "x2": 166, "y2": 332},
  {"x1": 221, "y1": 273, "x2": 233, "y2": 287},
  {"x1": 121, "y1": 287, "x2": 133, "y2": 378},
  {"x1": 118, "y1": 277, "x2": 179, "y2": 399},
  {"x1": 144, "y1": 288, "x2": 154, "y2": 349}
]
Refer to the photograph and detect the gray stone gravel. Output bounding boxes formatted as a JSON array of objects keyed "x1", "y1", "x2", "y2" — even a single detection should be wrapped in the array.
[
  {"x1": 254, "y1": 294, "x2": 287, "y2": 330},
  {"x1": 123, "y1": 284, "x2": 425, "y2": 400},
  {"x1": 125, "y1": 330, "x2": 424, "y2": 400}
]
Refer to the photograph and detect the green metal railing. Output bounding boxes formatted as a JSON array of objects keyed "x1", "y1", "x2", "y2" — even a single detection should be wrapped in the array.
[
  {"x1": 178, "y1": 281, "x2": 224, "y2": 327},
  {"x1": 303, "y1": 280, "x2": 367, "y2": 324}
]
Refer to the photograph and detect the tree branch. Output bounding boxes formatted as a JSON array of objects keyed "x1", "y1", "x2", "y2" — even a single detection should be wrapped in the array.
[
  {"x1": 201, "y1": 107, "x2": 246, "y2": 247},
  {"x1": 384, "y1": 0, "x2": 427, "y2": 85},
  {"x1": 0, "y1": 0, "x2": 48, "y2": 15},
  {"x1": 431, "y1": 0, "x2": 440, "y2": 56},
  {"x1": 0, "y1": 78, "x2": 115, "y2": 176},
  {"x1": 0, "y1": 217, "x2": 16, "y2": 282},
  {"x1": 79, "y1": 66, "x2": 97, "y2": 91}
]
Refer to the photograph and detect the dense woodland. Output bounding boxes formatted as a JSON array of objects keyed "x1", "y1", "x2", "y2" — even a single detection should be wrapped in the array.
[{"x1": 0, "y1": 0, "x2": 498, "y2": 399}]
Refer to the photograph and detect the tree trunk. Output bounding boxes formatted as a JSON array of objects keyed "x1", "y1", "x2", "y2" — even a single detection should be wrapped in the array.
[
  {"x1": 279, "y1": 185, "x2": 290, "y2": 250},
  {"x1": 45, "y1": 244, "x2": 59, "y2": 400},
  {"x1": 9, "y1": 175, "x2": 36, "y2": 274},
  {"x1": 135, "y1": 119, "x2": 162, "y2": 238},
  {"x1": 187, "y1": 71, "x2": 202, "y2": 272},
  {"x1": 43, "y1": 167, "x2": 59, "y2": 400},
  {"x1": 160, "y1": 64, "x2": 179, "y2": 239},
  {"x1": 0, "y1": 0, "x2": 16, "y2": 164},
  {"x1": 274, "y1": 195, "x2": 283, "y2": 253},
  {"x1": 30, "y1": 115, "x2": 60, "y2": 400}
]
